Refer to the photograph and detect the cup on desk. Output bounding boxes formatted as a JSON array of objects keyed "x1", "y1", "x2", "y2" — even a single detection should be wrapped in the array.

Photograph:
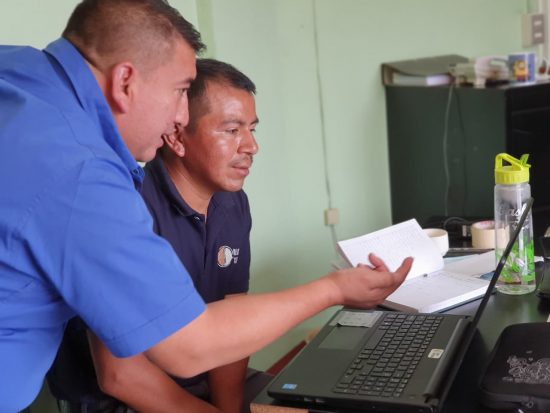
[{"x1": 423, "y1": 228, "x2": 449, "y2": 256}]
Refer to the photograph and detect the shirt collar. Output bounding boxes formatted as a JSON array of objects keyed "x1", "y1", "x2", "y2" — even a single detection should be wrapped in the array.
[
  {"x1": 147, "y1": 156, "x2": 197, "y2": 216},
  {"x1": 43, "y1": 38, "x2": 144, "y2": 186},
  {"x1": 146, "y1": 157, "x2": 229, "y2": 218}
]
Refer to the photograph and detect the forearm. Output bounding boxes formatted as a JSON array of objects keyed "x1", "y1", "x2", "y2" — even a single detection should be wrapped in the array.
[
  {"x1": 208, "y1": 358, "x2": 248, "y2": 413},
  {"x1": 88, "y1": 333, "x2": 221, "y2": 413},
  {"x1": 145, "y1": 258, "x2": 412, "y2": 378},
  {"x1": 146, "y1": 275, "x2": 337, "y2": 377}
]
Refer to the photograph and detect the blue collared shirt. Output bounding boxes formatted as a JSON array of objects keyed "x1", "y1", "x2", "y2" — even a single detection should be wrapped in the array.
[
  {"x1": 0, "y1": 38, "x2": 205, "y2": 412},
  {"x1": 45, "y1": 156, "x2": 252, "y2": 402}
]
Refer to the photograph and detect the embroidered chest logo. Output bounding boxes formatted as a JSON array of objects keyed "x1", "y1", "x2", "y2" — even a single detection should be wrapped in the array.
[{"x1": 217, "y1": 246, "x2": 240, "y2": 268}]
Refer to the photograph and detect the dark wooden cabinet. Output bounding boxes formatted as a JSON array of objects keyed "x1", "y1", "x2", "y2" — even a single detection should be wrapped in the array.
[{"x1": 385, "y1": 81, "x2": 550, "y2": 239}]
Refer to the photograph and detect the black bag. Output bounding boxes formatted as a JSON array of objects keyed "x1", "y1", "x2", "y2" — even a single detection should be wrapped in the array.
[{"x1": 479, "y1": 322, "x2": 550, "y2": 412}]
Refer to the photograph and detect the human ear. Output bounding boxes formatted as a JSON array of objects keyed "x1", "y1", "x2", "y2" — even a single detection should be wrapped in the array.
[
  {"x1": 162, "y1": 132, "x2": 186, "y2": 157},
  {"x1": 109, "y1": 62, "x2": 135, "y2": 114}
]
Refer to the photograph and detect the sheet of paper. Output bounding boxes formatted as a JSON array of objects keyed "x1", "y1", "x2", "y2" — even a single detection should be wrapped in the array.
[
  {"x1": 384, "y1": 270, "x2": 489, "y2": 313},
  {"x1": 383, "y1": 252, "x2": 495, "y2": 313},
  {"x1": 337, "y1": 219, "x2": 443, "y2": 279},
  {"x1": 443, "y1": 250, "x2": 495, "y2": 275}
]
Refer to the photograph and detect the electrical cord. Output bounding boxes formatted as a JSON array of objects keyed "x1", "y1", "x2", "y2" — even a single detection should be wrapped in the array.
[
  {"x1": 442, "y1": 83, "x2": 454, "y2": 217},
  {"x1": 311, "y1": 0, "x2": 338, "y2": 250},
  {"x1": 423, "y1": 216, "x2": 473, "y2": 236},
  {"x1": 455, "y1": 89, "x2": 468, "y2": 216},
  {"x1": 442, "y1": 216, "x2": 473, "y2": 228}
]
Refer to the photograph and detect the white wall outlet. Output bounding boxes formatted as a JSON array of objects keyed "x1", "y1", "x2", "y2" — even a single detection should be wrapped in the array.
[
  {"x1": 522, "y1": 13, "x2": 545, "y2": 47},
  {"x1": 324, "y1": 208, "x2": 339, "y2": 226}
]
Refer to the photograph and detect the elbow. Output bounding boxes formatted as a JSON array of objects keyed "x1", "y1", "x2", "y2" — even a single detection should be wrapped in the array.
[
  {"x1": 144, "y1": 310, "x2": 220, "y2": 378},
  {"x1": 95, "y1": 364, "x2": 133, "y2": 399}
]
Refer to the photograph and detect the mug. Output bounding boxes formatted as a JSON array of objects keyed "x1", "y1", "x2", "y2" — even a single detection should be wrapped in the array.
[
  {"x1": 508, "y1": 52, "x2": 536, "y2": 83},
  {"x1": 423, "y1": 228, "x2": 449, "y2": 256}
]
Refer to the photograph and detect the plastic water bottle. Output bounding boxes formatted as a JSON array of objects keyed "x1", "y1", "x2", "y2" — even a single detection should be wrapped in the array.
[{"x1": 494, "y1": 153, "x2": 535, "y2": 294}]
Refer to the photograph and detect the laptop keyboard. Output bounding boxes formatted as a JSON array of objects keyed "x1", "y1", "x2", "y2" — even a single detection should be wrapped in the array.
[{"x1": 333, "y1": 313, "x2": 442, "y2": 398}]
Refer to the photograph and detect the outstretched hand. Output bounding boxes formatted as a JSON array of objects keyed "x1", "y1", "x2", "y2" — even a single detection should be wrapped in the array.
[{"x1": 327, "y1": 254, "x2": 413, "y2": 308}]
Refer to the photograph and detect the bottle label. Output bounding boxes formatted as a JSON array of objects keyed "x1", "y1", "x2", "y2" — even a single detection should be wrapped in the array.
[
  {"x1": 496, "y1": 203, "x2": 528, "y2": 219},
  {"x1": 495, "y1": 226, "x2": 535, "y2": 283}
]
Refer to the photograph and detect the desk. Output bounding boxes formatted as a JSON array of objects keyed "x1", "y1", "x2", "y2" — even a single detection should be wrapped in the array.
[{"x1": 251, "y1": 263, "x2": 550, "y2": 413}]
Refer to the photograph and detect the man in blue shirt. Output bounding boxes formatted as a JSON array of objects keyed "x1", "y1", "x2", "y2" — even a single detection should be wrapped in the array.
[
  {"x1": 48, "y1": 58, "x2": 271, "y2": 413},
  {"x1": 0, "y1": 1, "x2": 412, "y2": 411}
]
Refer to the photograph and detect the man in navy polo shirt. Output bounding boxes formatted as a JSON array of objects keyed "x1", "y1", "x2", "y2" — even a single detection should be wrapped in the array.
[
  {"x1": 0, "y1": 0, "x2": 412, "y2": 411},
  {"x1": 48, "y1": 58, "x2": 271, "y2": 413}
]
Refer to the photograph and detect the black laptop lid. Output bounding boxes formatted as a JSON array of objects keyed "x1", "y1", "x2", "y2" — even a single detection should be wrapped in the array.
[{"x1": 437, "y1": 197, "x2": 534, "y2": 404}]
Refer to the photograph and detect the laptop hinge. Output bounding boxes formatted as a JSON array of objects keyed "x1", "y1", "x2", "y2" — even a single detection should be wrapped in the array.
[{"x1": 422, "y1": 317, "x2": 469, "y2": 399}]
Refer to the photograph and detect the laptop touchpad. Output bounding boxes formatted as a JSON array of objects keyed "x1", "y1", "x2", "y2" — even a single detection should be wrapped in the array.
[{"x1": 319, "y1": 326, "x2": 366, "y2": 350}]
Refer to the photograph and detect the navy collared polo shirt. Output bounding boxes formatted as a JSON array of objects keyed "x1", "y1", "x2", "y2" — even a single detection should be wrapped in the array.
[{"x1": 141, "y1": 156, "x2": 252, "y2": 303}]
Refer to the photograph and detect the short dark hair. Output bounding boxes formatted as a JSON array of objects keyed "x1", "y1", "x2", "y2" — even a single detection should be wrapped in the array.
[
  {"x1": 190, "y1": 58, "x2": 256, "y2": 99},
  {"x1": 186, "y1": 58, "x2": 256, "y2": 131},
  {"x1": 63, "y1": 0, "x2": 205, "y2": 72}
]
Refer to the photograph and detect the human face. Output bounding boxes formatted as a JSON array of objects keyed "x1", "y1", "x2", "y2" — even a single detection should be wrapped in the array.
[
  {"x1": 179, "y1": 81, "x2": 259, "y2": 194},
  {"x1": 127, "y1": 39, "x2": 196, "y2": 162}
]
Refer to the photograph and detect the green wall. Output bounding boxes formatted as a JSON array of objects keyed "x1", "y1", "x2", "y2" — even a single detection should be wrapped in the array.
[
  {"x1": 0, "y1": 1, "x2": 535, "y2": 409},
  {"x1": 195, "y1": 0, "x2": 531, "y2": 369},
  {"x1": 0, "y1": 0, "x2": 199, "y2": 46}
]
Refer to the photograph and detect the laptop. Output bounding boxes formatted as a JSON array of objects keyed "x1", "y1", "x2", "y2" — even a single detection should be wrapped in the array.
[{"x1": 268, "y1": 198, "x2": 534, "y2": 412}]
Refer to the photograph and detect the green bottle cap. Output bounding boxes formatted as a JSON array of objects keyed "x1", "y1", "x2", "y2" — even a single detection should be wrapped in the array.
[{"x1": 494, "y1": 153, "x2": 530, "y2": 184}]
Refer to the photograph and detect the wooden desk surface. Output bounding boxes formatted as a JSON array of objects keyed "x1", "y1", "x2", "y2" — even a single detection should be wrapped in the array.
[{"x1": 251, "y1": 262, "x2": 550, "y2": 413}]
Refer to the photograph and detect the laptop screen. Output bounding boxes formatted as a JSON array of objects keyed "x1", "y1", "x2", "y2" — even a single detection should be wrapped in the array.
[{"x1": 438, "y1": 196, "x2": 534, "y2": 404}]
